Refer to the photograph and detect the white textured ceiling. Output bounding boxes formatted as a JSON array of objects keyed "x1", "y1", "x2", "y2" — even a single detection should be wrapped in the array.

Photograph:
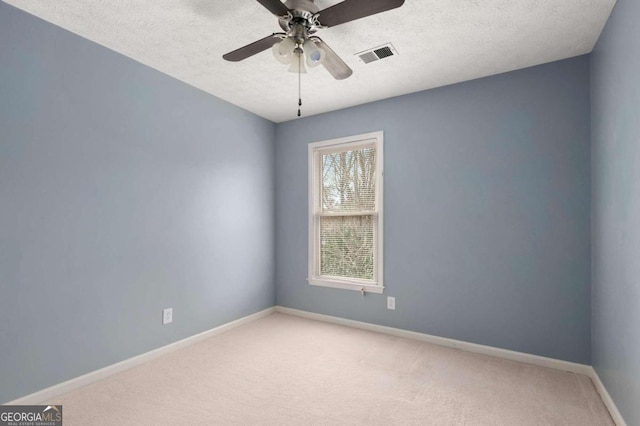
[{"x1": 4, "y1": 0, "x2": 616, "y2": 122}]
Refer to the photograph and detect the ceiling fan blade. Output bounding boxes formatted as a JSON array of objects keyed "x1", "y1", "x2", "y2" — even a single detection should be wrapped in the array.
[
  {"x1": 315, "y1": 39, "x2": 353, "y2": 80},
  {"x1": 317, "y1": 0, "x2": 405, "y2": 27},
  {"x1": 223, "y1": 34, "x2": 283, "y2": 62},
  {"x1": 256, "y1": 0, "x2": 290, "y2": 16}
]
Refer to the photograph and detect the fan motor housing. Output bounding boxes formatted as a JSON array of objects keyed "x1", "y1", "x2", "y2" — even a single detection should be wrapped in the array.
[{"x1": 279, "y1": 0, "x2": 321, "y2": 33}]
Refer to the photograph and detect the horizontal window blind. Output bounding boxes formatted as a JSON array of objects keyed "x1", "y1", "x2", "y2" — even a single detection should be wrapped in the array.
[
  {"x1": 321, "y1": 147, "x2": 377, "y2": 213},
  {"x1": 320, "y1": 215, "x2": 374, "y2": 280},
  {"x1": 318, "y1": 144, "x2": 377, "y2": 281}
]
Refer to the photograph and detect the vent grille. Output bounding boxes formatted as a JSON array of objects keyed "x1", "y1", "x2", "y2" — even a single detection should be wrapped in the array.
[
  {"x1": 356, "y1": 43, "x2": 397, "y2": 64},
  {"x1": 373, "y1": 46, "x2": 394, "y2": 59}
]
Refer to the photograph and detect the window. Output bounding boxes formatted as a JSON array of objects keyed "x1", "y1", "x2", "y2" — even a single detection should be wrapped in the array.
[{"x1": 308, "y1": 131, "x2": 384, "y2": 293}]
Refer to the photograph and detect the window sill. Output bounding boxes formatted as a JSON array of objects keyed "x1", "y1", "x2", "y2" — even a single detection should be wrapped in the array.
[{"x1": 307, "y1": 277, "x2": 384, "y2": 294}]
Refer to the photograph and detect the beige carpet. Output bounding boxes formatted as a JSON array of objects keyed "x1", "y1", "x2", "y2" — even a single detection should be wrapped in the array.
[{"x1": 49, "y1": 313, "x2": 613, "y2": 425}]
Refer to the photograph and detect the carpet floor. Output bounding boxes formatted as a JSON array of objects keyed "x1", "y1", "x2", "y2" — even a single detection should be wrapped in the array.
[{"x1": 49, "y1": 313, "x2": 613, "y2": 425}]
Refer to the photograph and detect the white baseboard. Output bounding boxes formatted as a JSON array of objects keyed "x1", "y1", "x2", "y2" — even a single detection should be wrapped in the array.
[
  {"x1": 588, "y1": 367, "x2": 627, "y2": 426},
  {"x1": 275, "y1": 306, "x2": 592, "y2": 375},
  {"x1": 5, "y1": 307, "x2": 276, "y2": 405}
]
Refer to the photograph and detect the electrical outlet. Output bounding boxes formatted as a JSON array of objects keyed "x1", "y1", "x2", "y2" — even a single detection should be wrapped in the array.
[
  {"x1": 162, "y1": 308, "x2": 173, "y2": 325},
  {"x1": 387, "y1": 297, "x2": 396, "y2": 310}
]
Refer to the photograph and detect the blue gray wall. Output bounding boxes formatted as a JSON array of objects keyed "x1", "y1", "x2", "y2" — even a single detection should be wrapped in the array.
[
  {"x1": 0, "y1": 4, "x2": 275, "y2": 403},
  {"x1": 276, "y1": 56, "x2": 592, "y2": 364},
  {"x1": 591, "y1": 0, "x2": 640, "y2": 424}
]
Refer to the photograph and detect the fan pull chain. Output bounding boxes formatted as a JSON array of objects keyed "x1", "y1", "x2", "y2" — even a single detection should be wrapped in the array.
[{"x1": 297, "y1": 51, "x2": 302, "y2": 117}]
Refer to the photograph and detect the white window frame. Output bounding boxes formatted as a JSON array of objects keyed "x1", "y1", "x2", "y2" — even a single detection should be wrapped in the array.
[{"x1": 307, "y1": 131, "x2": 384, "y2": 294}]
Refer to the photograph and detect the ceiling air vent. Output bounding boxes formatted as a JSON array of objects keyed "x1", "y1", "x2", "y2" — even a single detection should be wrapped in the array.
[{"x1": 355, "y1": 43, "x2": 398, "y2": 64}]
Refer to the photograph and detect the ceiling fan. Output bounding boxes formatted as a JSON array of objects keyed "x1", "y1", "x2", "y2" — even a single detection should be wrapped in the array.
[{"x1": 222, "y1": 0, "x2": 405, "y2": 80}]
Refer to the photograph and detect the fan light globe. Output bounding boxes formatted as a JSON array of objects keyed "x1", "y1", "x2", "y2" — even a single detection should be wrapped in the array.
[
  {"x1": 303, "y1": 40, "x2": 325, "y2": 68},
  {"x1": 288, "y1": 51, "x2": 307, "y2": 74},
  {"x1": 272, "y1": 37, "x2": 295, "y2": 65}
]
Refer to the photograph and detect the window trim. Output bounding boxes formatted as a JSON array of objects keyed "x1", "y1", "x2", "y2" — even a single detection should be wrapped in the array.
[{"x1": 307, "y1": 131, "x2": 384, "y2": 294}]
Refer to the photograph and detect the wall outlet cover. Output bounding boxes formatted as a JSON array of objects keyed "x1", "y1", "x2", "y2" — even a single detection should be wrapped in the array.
[
  {"x1": 387, "y1": 297, "x2": 396, "y2": 310},
  {"x1": 162, "y1": 308, "x2": 173, "y2": 325}
]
